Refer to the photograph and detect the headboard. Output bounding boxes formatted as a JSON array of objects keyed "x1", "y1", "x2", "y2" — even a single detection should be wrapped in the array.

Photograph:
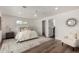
[{"x1": 20, "y1": 27, "x2": 33, "y2": 32}]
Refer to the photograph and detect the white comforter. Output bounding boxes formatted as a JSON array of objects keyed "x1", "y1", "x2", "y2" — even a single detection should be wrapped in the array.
[{"x1": 15, "y1": 30, "x2": 38, "y2": 42}]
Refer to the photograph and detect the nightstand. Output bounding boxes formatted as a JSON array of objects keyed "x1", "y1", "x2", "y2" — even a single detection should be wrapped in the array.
[{"x1": 6, "y1": 32, "x2": 15, "y2": 39}]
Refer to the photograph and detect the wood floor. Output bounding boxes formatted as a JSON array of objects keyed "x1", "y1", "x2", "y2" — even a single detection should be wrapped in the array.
[{"x1": 23, "y1": 39, "x2": 79, "y2": 53}]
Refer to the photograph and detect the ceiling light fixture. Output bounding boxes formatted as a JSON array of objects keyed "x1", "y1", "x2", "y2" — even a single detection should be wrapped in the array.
[
  {"x1": 34, "y1": 10, "x2": 38, "y2": 17},
  {"x1": 22, "y1": 6, "x2": 27, "y2": 8},
  {"x1": 55, "y1": 7, "x2": 58, "y2": 10}
]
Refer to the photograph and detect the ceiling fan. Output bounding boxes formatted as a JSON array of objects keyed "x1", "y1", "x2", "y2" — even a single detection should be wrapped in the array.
[{"x1": 22, "y1": 6, "x2": 27, "y2": 8}]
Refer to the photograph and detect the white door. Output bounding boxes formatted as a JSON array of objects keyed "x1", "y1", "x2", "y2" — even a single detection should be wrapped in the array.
[{"x1": 48, "y1": 19, "x2": 54, "y2": 37}]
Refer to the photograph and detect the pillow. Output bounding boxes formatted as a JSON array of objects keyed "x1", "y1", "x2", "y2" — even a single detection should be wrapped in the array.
[
  {"x1": 15, "y1": 30, "x2": 31, "y2": 42},
  {"x1": 20, "y1": 27, "x2": 31, "y2": 31}
]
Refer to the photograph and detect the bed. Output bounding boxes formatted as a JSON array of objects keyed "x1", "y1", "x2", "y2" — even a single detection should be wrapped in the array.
[
  {"x1": 0, "y1": 26, "x2": 52, "y2": 53},
  {"x1": 15, "y1": 29, "x2": 38, "y2": 42},
  {"x1": 0, "y1": 37, "x2": 52, "y2": 53}
]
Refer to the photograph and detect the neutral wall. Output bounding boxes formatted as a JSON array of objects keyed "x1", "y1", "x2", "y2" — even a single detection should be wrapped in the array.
[
  {"x1": 26, "y1": 19, "x2": 42, "y2": 35},
  {"x1": 51, "y1": 9, "x2": 79, "y2": 40},
  {"x1": 26, "y1": 18, "x2": 50, "y2": 37}
]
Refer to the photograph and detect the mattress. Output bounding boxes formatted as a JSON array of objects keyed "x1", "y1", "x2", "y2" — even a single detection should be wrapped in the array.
[{"x1": 0, "y1": 37, "x2": 52, "y2": 53}]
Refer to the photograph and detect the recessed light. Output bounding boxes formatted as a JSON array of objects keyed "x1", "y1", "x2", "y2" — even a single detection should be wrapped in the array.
[
  {"x1": 34, "y1": 14, "x2": 37, "y2": 17},
  {"x1": 55, "y1": 7, "x2": 58, "y2": 10}
]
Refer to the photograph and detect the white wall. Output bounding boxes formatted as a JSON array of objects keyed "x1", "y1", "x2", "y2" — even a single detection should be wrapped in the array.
[
  {"x1": 40, "y1": 9, "x2": 79, "y2": 38},
  {"x1": 51, "y1": 9, "x2": 79, "y2": 40},
  {"x1": 28, "y1": 18, "x2": 50, "y2": 37},
  {"x1": 29, "y1": 20, "x2": 42, "y2": 35}
]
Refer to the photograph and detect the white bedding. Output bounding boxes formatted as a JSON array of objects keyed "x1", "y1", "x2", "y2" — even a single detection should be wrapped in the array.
[
  {"x1": 15, "y1": 30, "x2": 38, "y2": 42},
  {"x1": 0, "y1": 37, "x2": 52, "y2": 53}
]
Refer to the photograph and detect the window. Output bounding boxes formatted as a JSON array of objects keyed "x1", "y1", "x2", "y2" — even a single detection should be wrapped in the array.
[{"x1": 16, "y1": 20, "x2": 28, "y2": 25}]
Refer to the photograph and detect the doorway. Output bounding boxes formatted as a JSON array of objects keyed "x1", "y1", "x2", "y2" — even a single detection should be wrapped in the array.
[{"x1": 42, "y1": 20, "x2": 46, "y2": 36}]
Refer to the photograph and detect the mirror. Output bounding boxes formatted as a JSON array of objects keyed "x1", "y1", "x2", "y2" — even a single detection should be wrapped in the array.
[{"x1": 66, "y1": 18, "x2": 77, "y2": 27}]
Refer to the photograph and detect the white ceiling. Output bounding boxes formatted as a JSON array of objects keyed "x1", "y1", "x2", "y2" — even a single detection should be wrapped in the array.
[{"x1": 0, "y1": 6, "x2": 79, "y2": 20}]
